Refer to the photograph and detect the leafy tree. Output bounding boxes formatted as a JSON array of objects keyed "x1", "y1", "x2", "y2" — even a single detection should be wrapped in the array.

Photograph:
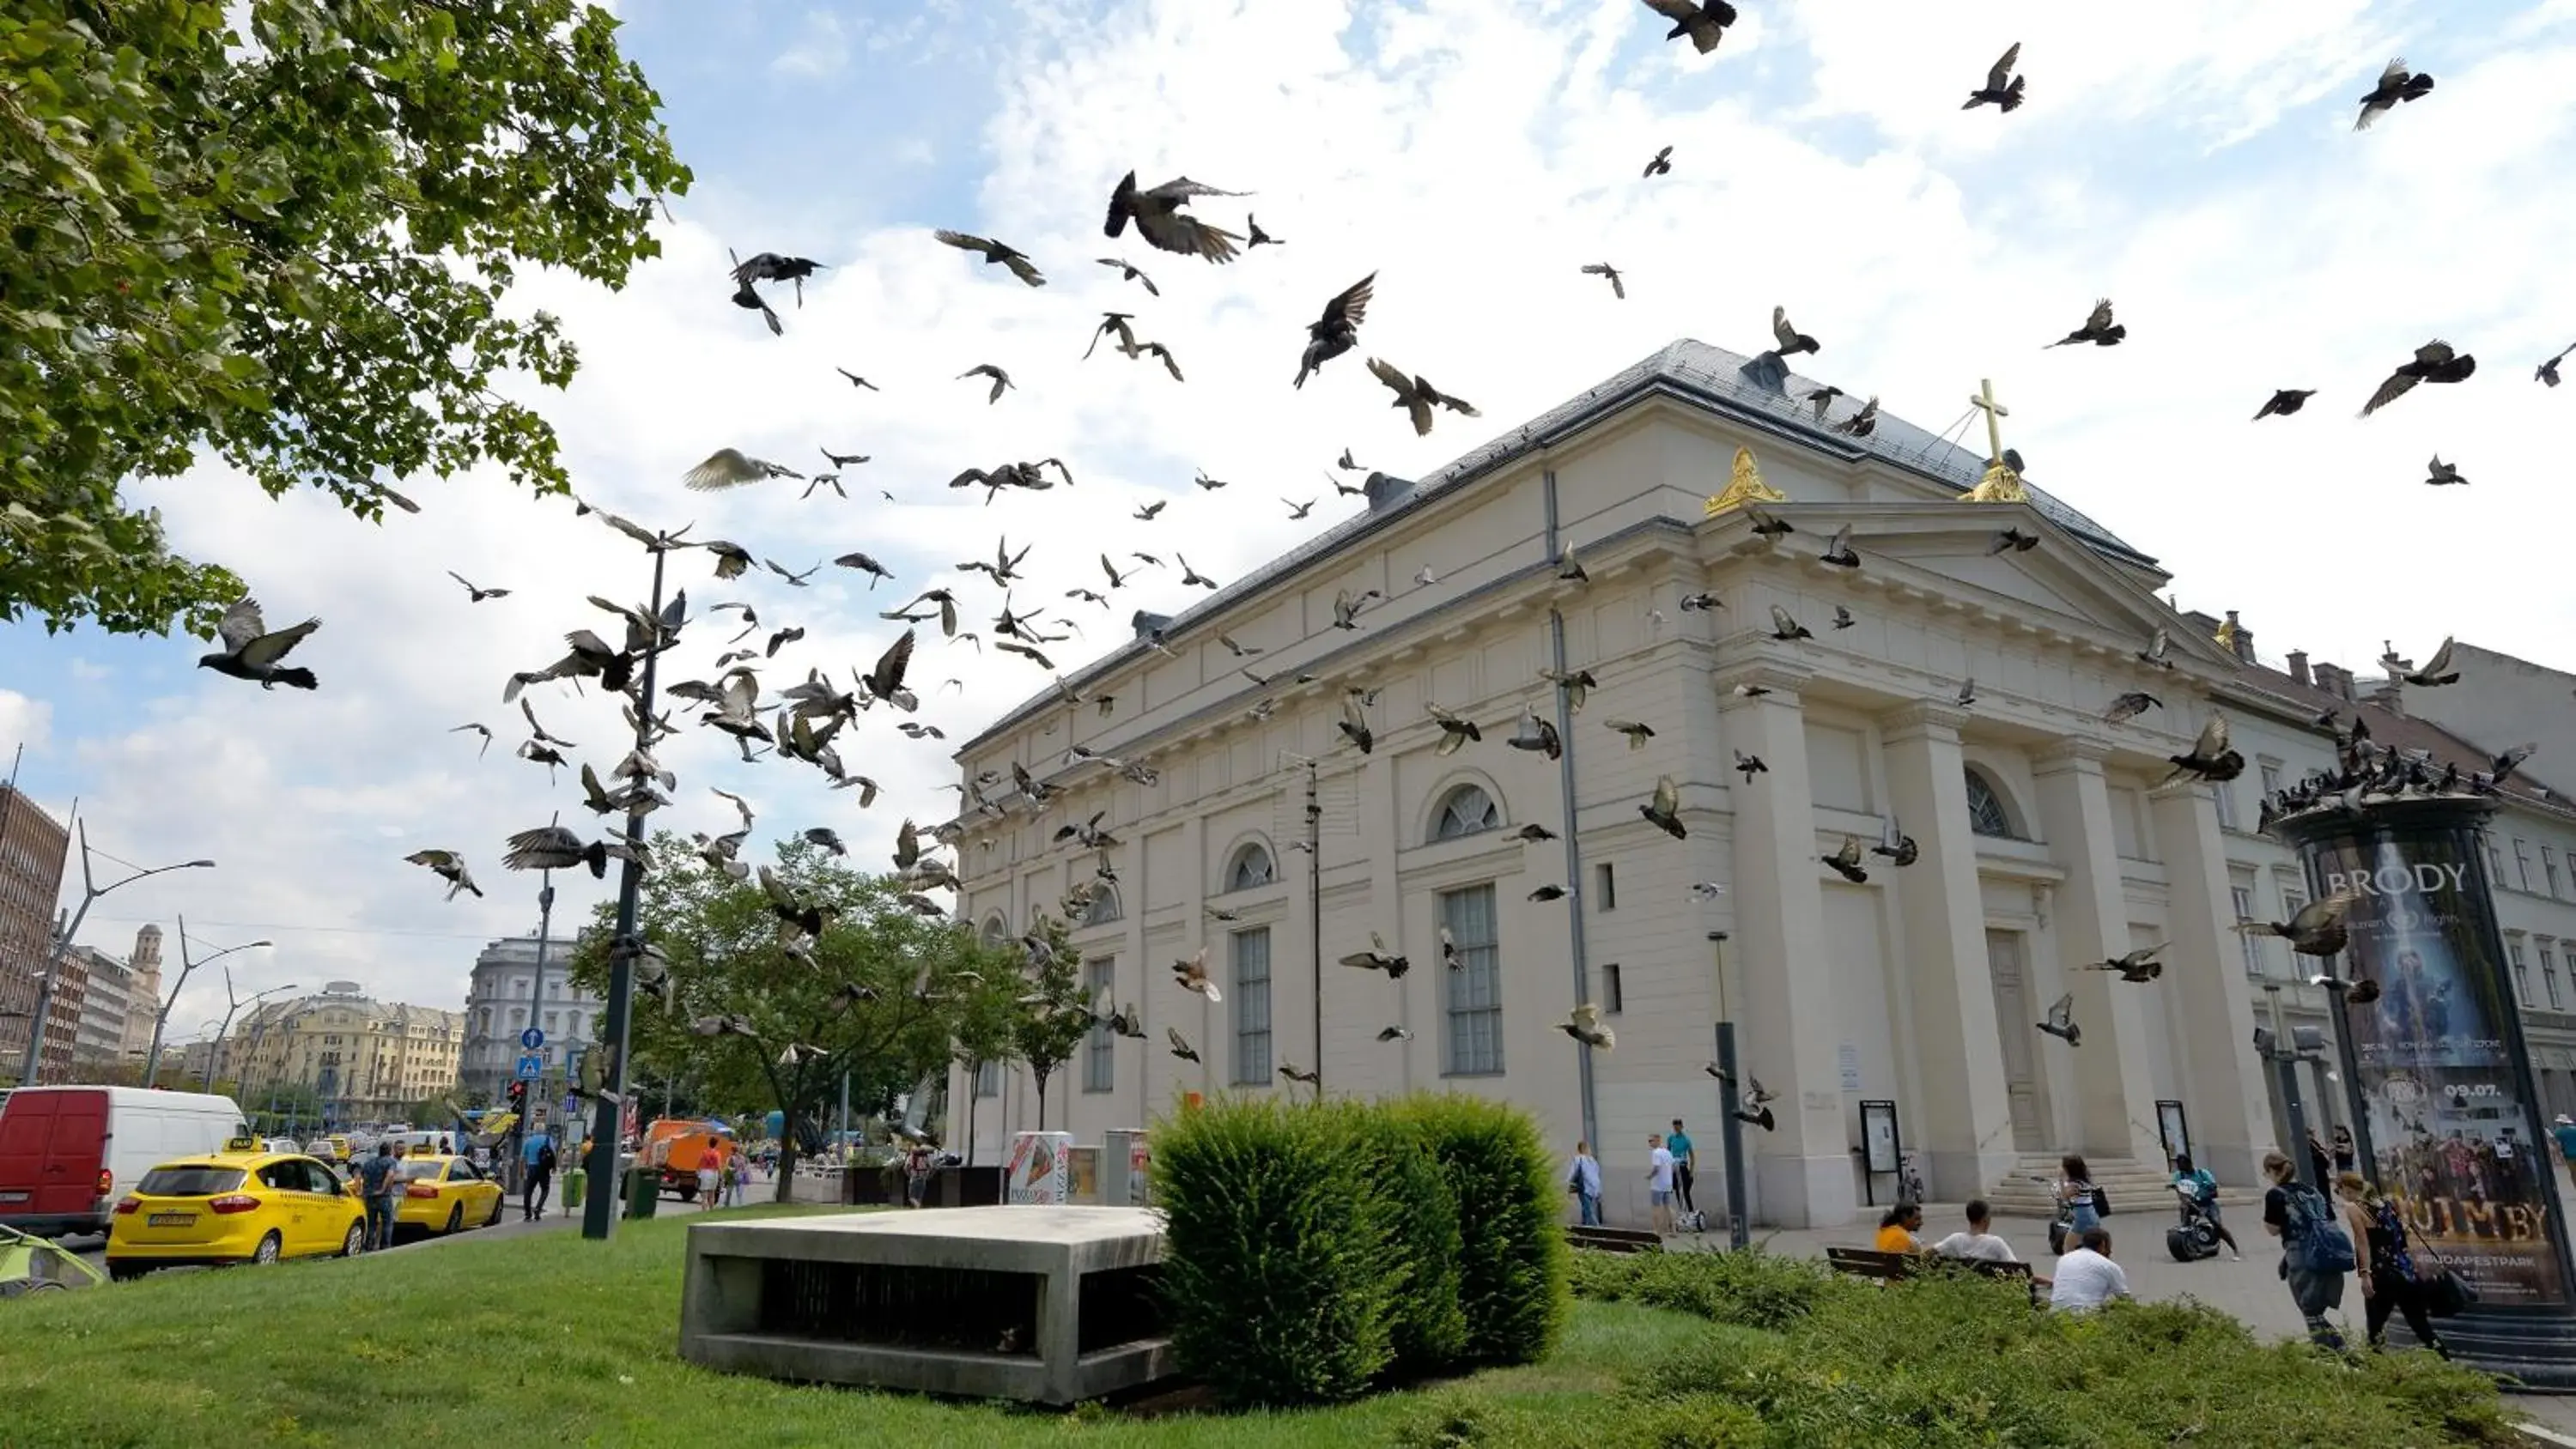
[
  {"x1": 566, "y1": 834, "x2": 1019, "y2": 1198},
  {"x1": 0, "y1": 0, "x2": 691, "y2": 635},
  {"x1": 1009, "y1": 913, "x2": 1097, "y2": 1133}
]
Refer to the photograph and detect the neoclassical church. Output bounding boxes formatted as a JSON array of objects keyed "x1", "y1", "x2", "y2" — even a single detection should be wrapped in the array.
[{"x1": 943, "y1": 337, "x2": 2298, "y2": 1228}]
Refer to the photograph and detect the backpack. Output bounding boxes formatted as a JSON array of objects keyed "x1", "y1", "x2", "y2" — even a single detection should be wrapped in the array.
[
  {"x1": 2281, "y1": 1184, "x2": 2357, "y2": 1273},
  {"x1": 537, "y1": 1143, "x2": 558, "y2": 1173}
]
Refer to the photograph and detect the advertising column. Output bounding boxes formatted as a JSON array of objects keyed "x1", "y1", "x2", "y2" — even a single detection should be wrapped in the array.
[{"x1": 2276, "y1": 795, "x2": 2576, "y2": 1385}]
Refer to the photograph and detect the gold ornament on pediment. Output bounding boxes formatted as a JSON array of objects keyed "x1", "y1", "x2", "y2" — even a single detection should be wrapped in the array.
[
  {"x1": 1705, "y1": 446, "x2": 1788, "y2": 518},
  {"x1": 1959, "y1": 458, "x2": 2029, "y2": 503}
]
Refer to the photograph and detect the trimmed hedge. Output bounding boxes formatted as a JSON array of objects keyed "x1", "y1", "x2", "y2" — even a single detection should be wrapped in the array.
[
  {"x1": 1394, "y1": 1094, "x2": 1570, "y2": 1365},
  {"x1": 1151, "y1": 1097, "x2": 1406, "y2": 1405},
  {"x1": 1566, "y1": 1245, "x2": 1839, "y2": 1332},
  {"x1": 1151, "y1": 1092, "x2": 1566, "y2": 1406}
]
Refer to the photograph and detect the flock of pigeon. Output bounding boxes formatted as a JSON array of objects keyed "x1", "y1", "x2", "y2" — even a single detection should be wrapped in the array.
[{"x1": 174, "y1": 9, "x2": 2567, "y2": 1105}]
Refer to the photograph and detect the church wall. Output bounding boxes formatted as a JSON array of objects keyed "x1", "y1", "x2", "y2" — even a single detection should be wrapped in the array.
[{"x1": 1820, "y1": 882, "x2": 1903, "y2": 1200}]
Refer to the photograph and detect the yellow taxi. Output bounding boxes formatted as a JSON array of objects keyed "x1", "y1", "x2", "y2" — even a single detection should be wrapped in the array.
[
  {"x1": 105, "y1": 1146, "x2": 367, "y2": 1280},
  {"x1": 389, "y1": 1154, "x2": 505, "y2": 1239}
]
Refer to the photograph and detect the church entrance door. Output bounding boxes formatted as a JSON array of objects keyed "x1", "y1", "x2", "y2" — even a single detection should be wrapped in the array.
[{"x1": 1985, "y1": 929, "x2": 2045, "y2": 1153}]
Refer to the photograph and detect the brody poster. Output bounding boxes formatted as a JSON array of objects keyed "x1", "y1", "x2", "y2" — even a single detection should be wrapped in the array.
[{"x1": 2305, "y1": 827, "x2": 2572, "y2": 1308}]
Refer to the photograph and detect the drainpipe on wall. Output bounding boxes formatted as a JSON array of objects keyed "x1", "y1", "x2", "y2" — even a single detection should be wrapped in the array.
[{"x1": 1542, "y1": 469, "x2": 1601, "y2": 1151}]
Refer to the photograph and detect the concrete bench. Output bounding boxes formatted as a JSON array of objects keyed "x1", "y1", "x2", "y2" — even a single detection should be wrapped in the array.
[
  {"x1": 678, "y1": 1206, "x2": 1172, "y2": 1405},
  {"x1": 1567, "y1": 1225, "x2": 1666, "y2": 1254}
]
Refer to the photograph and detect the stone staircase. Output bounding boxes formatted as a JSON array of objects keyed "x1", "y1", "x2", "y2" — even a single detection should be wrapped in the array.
[{"x1": 1982, "y1": 1154, "x2": 2258, "y2": 1220}]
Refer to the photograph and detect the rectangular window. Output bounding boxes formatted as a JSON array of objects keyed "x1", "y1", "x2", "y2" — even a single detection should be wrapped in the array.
[
  {"x1": 2490, "y1": 841, "x2": 2507, "y2": 882},
  {"x1": 1440, "y1": 884, "x2": 1504, "y2": 1076},
  {"x1": 2549, "y1": 847, "x2": 2563, "y2": 899},
  {"x1": 1595, "y1": 863, "x2": 1617, "y2": 912},
  {"x1": 2231, "y1": 886, "x2": 2267, "y2": 977},
  {"x1": 2512, "y1": 937, "x2": 2533, "y2": 1004},
  {"x1": 2259, "y1": 762, "x2": 2284, "y2": 797},
  {"x1": 542, "y1": 1011, "x2": 558, "y2": 1032},
  {"x1": 2213, "y1": 783, "x2": 2239, "y2": 831},
  {"x1": 2546, "y1": 944, "x2": 2564, "y2": 1011},
  {"x1": 1083, "y1": 958, "x2": 1115, "y2": 1093},
  {"x1": 2517, "y1": 840, "x2": 2536, "y2": 892},
  {"x1": 1230, "y1": 929, "x2": 1273, "y2": 1086},
  {"x1": 1601, "y1": 962, "x2": 1624, "y2": 1015},
  {"x1": 975, "y1": 1058, "x2": 1000, "y2": 1098}
]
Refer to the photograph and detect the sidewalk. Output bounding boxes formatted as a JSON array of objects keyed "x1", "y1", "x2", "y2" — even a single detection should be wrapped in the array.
[{"x1": 1662, "y1": 1203, "x2": 2576, "y2": 1436}]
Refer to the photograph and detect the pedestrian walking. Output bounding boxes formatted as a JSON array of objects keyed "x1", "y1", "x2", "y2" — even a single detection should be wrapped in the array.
[
  {"x1": 725, "y1": 1153, "x2": 746, "y2": 1207},
  {"x1": 696, "y1": 1151, "x2": 722, "y2": 1209},
  {"x1": 2348, "y1": 1173, "x2": 2449, "y2": 1357},
  {"x1": 1644, "y1": 1133, "x2": 1676, "y2": 1236},
  {"x1": 1566, "y1": 1140, "x2": 1603, "y2": 1227},
  {"x1": 903, "y1": 1142, "x2": 935, "y2": 1209},
  {"x1": 2050, "y1": 1154, "x2": 2100, "y2": 1255},
  {"x1": 2262, "y1": 1149, "x2": 2357, "y2": 1349},
  {"x1": 522, "y1": 1134, "x2": 556, "y2": 1221},
  {"x1": 1667, "y1": 1119, "x2": 1698, "y2": 1217},
  {"x1": 355, "y1": 1143, "x2": 402, "y2": 1252}
]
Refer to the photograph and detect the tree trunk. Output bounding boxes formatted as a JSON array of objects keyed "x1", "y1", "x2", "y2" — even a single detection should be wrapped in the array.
[
  {"x1": 963, "y1": 1078, "x2": 979, "y2": 1166},
  {"x1": 1033, "y1": 1068, "x2": 1051, "y2": 1132}
]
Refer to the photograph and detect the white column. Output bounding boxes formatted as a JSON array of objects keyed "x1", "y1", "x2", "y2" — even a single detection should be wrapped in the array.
[
  {"x1": 1715, "y1": 664, "x2": 1858, "y2": 1228},
  {"x1": 1879, "y1": 703, "x2": 2019, "y2": 1200},
  {"x1": 2031, "y1": 741, "x2": 2162, "y2": 1163},
  {"x1": 2149, "y1": 783, "x2": 2275, "y2": 1184}
]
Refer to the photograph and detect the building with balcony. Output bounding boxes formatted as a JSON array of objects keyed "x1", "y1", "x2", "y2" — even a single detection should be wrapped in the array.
[
  {"x1": 223, "y1": 982, "x2": 465, "y2": 1125},
  {"x1": 458, "y1": 932, "x2": 595, "y2": 1105}
]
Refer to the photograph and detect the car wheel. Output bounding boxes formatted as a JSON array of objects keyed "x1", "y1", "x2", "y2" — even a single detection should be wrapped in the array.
[
  {"x1": 107, "y1": 1262, "x2": 145, "y2": 1283},
  {"x1": 483, "y1": 1195, "x2": 504, "y2": 1228},
  {"x1": 341, "y1": 1222, "x2": 367, "y2": 1258},
  {"x1": 252, "y1": 1232, "x2": 283, "y2": 1265},
  {"x1": 444, "y1": 1204, "x2": 462, "y2": 1235}
]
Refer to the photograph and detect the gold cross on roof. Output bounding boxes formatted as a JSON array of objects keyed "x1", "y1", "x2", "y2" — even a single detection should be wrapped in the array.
[{"x1": 1969, "y1": 378, "x2": 2009, "y2": 463}]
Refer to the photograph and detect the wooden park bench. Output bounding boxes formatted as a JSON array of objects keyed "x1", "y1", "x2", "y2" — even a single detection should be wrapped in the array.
[
  {"x1": 1824, "y1": 1246, "x2": 2044, "y2": 1307},
  {"x1": 1566, "y1": 1225, "x2": 1665, "y2": 1254}
]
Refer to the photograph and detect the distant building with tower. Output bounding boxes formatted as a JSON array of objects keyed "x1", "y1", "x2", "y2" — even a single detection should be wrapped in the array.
[{"x1": 118, "y1": 925, "x2": 164, "y2": 1061}]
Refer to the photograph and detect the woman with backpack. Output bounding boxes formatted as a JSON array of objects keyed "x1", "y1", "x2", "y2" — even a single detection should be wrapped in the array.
[
  {"x1": 2261, "y1": 1149, "x2": 2358, "y2": 1349},
  {"x1": 2050, "y1": 1154, "x2": 2102, "y2": 1256},
  {"x1": 2345, "y1": 1173, "x2": 2450, "y2": 1357}
]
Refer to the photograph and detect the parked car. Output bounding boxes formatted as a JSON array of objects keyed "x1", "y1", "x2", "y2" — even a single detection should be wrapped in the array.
[
  {"x1": 0, "y1": 1088, "x2": 248, "y2": 1238},
  {"x1": 104, "y1": 1147, "x2": 366, "y2": 1279},
  {"x1": 389, "y1": 1155, "x2": 505, "y2": 1239}
]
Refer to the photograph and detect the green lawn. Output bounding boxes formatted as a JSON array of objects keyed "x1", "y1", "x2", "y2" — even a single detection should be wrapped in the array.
[{"x1": 0, "y1": 1209, "x2": 1746, "y2": 1448}]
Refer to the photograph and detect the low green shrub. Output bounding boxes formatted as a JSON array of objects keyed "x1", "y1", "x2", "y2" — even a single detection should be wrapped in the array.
[
  {"x1": 1567, "y1": 1246, "x2": 1844, "y2": 1331},
  {"x1": 1394, "y1": 1093, "x2": 1569, "y2": 1365},
  {"x1": 1150, "y1": 1095, "x2": 1404, "y2": 1406},
  {"x1": 1636, "y1": 1271, "x2": 2515, "y2": 1448},
  {"x1": 1389, "y1": 1386, "x2": 1765, "y2": 1449},
  {"x1": 1352, "y1": 1105, "x2": 1471, "y2": 1373}
]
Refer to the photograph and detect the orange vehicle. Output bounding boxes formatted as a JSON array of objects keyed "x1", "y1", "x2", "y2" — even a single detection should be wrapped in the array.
[{"x1": 640, "y1": 1119, "x2": 735, "y2": 1202}]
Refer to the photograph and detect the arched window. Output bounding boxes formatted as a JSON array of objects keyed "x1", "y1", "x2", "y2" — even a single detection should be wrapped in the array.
[
  {"x1": 1432, "y1": 783, "x2": 1500, "y2": 842},
  {"x1": 1965, "y1": 767, "x2": 2017, "y2": 840},
  {"x1": 979, "y1": 914, "x2": 1010, "y2": 949},
  {"x1": 1083, "y1": 885, "x2": 1123, "y2": 926},
  {"x1": 1224, "y1": 843, "x2": 1275, "y2": 893}
]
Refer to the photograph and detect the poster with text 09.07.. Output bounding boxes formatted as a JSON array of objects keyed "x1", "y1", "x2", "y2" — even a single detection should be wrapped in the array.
[{"x1": 2312, "y1": 828, "x2": 2570, "y2": 1308}]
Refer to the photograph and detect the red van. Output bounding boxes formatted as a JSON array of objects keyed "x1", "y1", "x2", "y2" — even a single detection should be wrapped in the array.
[{"x1": 0, "y1": 1088, "x2": 247, "y2": 1238}]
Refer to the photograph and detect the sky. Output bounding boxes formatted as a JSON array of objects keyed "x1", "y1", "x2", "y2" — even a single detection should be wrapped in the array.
[{"x1": 3, "y1": 0, "x2": 2571, "y2": 1040}]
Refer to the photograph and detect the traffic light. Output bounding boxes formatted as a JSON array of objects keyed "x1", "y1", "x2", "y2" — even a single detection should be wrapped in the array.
[{"x1": 507, "y1": 1079, "x2": 528, "y2": 1113}]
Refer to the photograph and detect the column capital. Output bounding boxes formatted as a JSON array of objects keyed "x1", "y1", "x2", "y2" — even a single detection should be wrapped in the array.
[
  {"x1": 1879, "y1": 701, "x2": 1971, "y2": 743},
  {"x1": 1713, "y1": 659, "x2": 1813, "y2": 705},
  {"x1": 2031, "y1": 737, "x2": 2115, "y2": 773}
]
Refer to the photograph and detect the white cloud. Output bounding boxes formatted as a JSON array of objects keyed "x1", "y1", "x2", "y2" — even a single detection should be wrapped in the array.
[
  {"x1": 0, "y1": 690, "x2": 49, "y2": 755},
  {"x1": 9, "y1": 0, "x2": 2576, "y2": 1029},
  {"x1": 771, "y1": 10, "x2": 851, "y2": 77}
]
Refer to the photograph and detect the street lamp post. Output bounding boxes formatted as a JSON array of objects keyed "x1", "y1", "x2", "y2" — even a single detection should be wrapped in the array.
[
  {"x1": 140, "y1": 918, "x2": 271, "y2": 1089},
  {"x1": 14, "y1": 822, "x2": 213, "y2": 1087},
  {"x1": 201, "y1": 972, "x2": 297, "y2": 1094}
]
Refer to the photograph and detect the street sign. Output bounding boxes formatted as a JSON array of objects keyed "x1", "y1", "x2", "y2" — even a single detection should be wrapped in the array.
[
  {"x1": 515, "y1": 1053, "x2": 544, "y2": 1081},
  {"x1": 561, "y1": 1095, "x2": 580, "y2": 1122},
  {"x1": 519, "y1": 1027, "x2": 545, "y2": 1051}
]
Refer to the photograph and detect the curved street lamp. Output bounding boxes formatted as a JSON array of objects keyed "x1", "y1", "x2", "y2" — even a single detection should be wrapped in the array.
[
  {"x1": 138, "y1": 918, "x2": 272, "y2": 1088},
  {"x1": 14, "y1": 822, "x2": 215, "y2": 1086},
  {"x1": 201, "y1": 981, "x2": 299, "y2": 1094}
]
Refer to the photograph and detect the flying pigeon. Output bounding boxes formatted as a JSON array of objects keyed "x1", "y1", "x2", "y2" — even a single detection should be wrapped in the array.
[{"x1": 197, "y1": 598, "x2": 321, "y2": 690}]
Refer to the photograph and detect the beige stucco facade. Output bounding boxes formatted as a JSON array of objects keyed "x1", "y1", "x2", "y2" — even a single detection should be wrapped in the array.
[{"x1": 939, "y1": 340, "x2": 2369, "y2": 1228}]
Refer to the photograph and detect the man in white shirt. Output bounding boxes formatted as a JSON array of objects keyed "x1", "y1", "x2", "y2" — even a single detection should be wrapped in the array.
[
  {"x1": 1644, "y1": 1133, "x2": 1676, "y2": 1235},
  {"x1": 2049, "y1": 1227, "x2": 2133, "y2": 1313},
  {"x1": 1930, "y1": 1199, "x2": 2020, "y2": 1263}
]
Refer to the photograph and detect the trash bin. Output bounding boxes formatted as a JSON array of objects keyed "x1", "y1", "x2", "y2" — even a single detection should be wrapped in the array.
[
  {"x1": 562, "y1": 1167, "x2": 586, "y2": 1211},
  {"x1": 623, "y1": 1167, "x2": 658, "y2": 1220}
]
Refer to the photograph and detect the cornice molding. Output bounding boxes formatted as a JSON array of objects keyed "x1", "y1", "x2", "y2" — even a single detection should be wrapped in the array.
[
  {"x1": 2030, "y1": 737, "x2": 2114, "y2": 772},
  {"x1": 1711, "y1": 658, "x2": 1815, "y2": 701},
  {"x1": 1879, "y1": 700, "x2": 1971, "y2": 741}
]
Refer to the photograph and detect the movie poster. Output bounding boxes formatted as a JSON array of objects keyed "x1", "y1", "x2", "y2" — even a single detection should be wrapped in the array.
[{"x1": 2304, "y1": 827, "x2": 2573, "y2": 1308}]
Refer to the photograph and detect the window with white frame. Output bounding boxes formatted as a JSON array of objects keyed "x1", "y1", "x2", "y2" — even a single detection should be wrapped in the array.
[
  {"x1": 1225, "y1": 844, "x2": 1275, "y2": 893},
  {"x1": 1432, "y1": 784, "x2": 1500, "y2": 842},
  {"x1": 2548, "y1": 846, "x2": 2564, "y2": 899},
  {"x1": 1965, "y1": 768, "x2": 2016, "y2": 839},
  {"x1": 2546, "y1": 943, "x2": 2565, "y2": 1010},
  {"x1": 1230, "y1": 928, "x2": 1273, "y2": 1084},
  {"x1": 2516, "y1": 840, "x2": 2536, "y2": 892},
  {"x1": 975, "y1": 1059, "x2": 1001, "y2": 1097},
  {"x1": 1083, "y1": 885, "x2": 1123, "y2": 926},
  {"x1": 1083, "y1": 958, "x2": 1115, "y2": 1092},
  {"x1": 2231, "y1": 886, "x2": 2267, "y2": 976},
  {"x1": 2259, "y1": 762, "x2": 2284, "y2": 797},
  {"x1": 2488, "y1": 840, "x2": 2507, "y2": 882},
  {"x1": 2213, "y1": 781, "x2": 2239, "y2": 831},
  {"x1": 1440, "y1": 884, "x2": 1504, "y2": 1075},
  {"x1": 2511, "y1": 936, "x2": 2533, "y2": 1003}
]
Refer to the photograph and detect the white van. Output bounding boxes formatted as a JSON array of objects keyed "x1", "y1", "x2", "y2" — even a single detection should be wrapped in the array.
[{"x1": 0, "y1": 1088, "x2": 249, "y2": 1237}]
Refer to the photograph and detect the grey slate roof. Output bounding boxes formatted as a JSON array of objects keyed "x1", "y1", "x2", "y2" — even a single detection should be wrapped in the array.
[{"x1": 958, "y1": 336, "x2": 2155, "y2": 754}]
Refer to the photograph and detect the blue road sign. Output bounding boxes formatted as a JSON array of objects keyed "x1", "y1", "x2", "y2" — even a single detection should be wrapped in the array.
[
  {"x1": 515, "y1": 1053, "x2": 544, "y2": 1081},
  {"x1": 520, "y1": 1027, "x2": 545, "y2": 1051}
]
